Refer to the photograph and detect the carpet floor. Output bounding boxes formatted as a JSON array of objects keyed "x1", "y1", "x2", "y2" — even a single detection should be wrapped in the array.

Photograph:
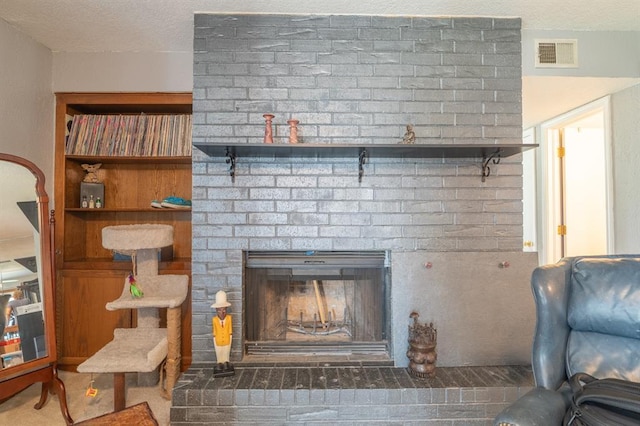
[{"x1": 0, "y1": 370, "x2": 170, "y2": 425}]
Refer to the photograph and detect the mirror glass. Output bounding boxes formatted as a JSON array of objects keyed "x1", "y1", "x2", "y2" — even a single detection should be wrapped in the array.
[{"x1": 0, "y1": 160, "x2": 47, "y2": 369}]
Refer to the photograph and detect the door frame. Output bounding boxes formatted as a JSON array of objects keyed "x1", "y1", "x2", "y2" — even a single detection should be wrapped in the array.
[
  {"x1": 539, "y1": 96, "x2": 614, "y2": 264},
  {"x1": 522, "y1": 127, "x2": 537, "y2": 253}
]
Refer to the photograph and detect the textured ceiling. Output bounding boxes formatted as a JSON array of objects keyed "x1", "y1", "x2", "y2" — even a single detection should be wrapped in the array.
[{"x1": 0, "y1": 0, "x2": 638, "y2": 53}]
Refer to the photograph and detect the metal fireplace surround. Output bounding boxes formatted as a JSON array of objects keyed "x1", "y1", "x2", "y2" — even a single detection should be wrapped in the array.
[{"x1": 243, "y1": 250, "x2": 391, "y2": 358}]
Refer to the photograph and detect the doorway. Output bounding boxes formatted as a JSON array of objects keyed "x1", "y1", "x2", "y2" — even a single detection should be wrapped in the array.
[{"x1": 540, "y1": 97, "x2": 613, "y2": 264}]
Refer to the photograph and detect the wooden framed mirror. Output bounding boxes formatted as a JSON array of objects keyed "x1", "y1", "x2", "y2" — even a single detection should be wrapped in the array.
[{"x1": 0, "y1": 153, "x2": 72, "y2": 424}]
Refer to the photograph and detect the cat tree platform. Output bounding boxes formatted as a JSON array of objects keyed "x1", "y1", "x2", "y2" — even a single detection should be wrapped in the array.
[
  {"x1": 101, "y1": 223, "x2": 174, "y2": 252},
  {"x1": 77, "y1": 328, "x2": 167, "y2": 411},
  {"x1": 106, "y1": 275, "x2": 189, "y2": 310}
]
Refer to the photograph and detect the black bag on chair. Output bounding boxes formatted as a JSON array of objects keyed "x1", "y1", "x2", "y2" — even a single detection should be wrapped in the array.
[{"x1": 563, "y1": 372, "x2": 640, "y2": 426}]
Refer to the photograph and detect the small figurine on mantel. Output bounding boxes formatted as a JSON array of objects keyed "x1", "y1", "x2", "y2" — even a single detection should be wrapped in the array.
[
  {"x1": 400, "y1": 124, "x2": 416, "y2": 144},
  {"x1": 406, "y1": 311, "x2": 437, "y2": 378},
  {"x1": 81, "y1": 163, "x2": 102, "y2": 183},
  {"x1": 211, "y1": 290, "x2": 235, "y2": 377}
]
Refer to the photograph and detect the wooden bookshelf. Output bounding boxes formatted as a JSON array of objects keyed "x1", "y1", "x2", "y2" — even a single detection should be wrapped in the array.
[{"x1": 54, "y1": 93, "x2": 193, "y2": 371}]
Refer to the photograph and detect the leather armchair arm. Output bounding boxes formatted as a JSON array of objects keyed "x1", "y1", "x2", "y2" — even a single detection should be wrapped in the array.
[
  {"x1": 494, "y1": 386, "x2": 569, "y2": 426},
  {"x1": 530, "y1": 257, "x2": 573, "y2": 390}
]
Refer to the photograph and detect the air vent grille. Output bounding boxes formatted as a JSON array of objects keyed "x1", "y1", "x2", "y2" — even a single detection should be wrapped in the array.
[{"x1": 535, "y1": 39, "x2": 578, "y2": 68}]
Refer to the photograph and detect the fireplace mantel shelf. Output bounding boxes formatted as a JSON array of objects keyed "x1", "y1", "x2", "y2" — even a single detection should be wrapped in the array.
[{"x1": 193, "y1": 142, "x2": 538, "y2": 182}]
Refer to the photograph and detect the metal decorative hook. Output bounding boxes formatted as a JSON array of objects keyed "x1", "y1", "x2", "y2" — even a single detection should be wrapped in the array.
[
  {"x1": 225, "y1": 148, "x2": 236, "y2": 180},
  {"x1": 358, "y1": 148, "x2": 367, "y2": 182},
  {"x1": 481, "y1": 149, "x2": 502, "y2": 182}
]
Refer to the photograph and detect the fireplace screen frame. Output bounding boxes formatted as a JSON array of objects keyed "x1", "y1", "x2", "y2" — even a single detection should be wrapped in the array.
[{"x1": 243, "y1": 250, "x2": 391, "y2": 356}]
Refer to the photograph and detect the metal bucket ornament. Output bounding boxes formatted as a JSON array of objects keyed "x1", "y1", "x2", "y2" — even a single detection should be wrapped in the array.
[{"x1": 406, "y1": 311, "x2": 437, "y2": 378}]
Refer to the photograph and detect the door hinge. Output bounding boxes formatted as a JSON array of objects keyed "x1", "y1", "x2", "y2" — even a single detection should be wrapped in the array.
[
  {"x1": 557, "y1": 225, "x2": 567, "y2": 235},
  {"x1": 557, "y1": 147, "x2": 565, "y2": 158}
]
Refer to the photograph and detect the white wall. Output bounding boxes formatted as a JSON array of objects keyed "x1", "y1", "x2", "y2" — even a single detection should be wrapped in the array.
[
  {"x1": 50, "y1": 30, "x2": 640, "y2": 93},
  {"x1": 392, "y1": 251, "x2": 538, "y2": 367},
  {"x1": 522, "y1": 30, "x2": 640, "y2": 77},
  {"x1": 52, "y1": 52, "x2": 193, "y2": 93},
  {"x1": 611, "y1": 84, "x2": 640, "y2": 253},
  {"x1": 0, "y1": 19, "x2": 54, "y2": 197}
]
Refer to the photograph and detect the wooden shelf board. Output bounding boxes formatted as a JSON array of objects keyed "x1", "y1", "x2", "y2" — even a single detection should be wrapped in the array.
[
  {"x1": 194, "y1": 142, "x2": 538, "y2": 159},
  {"x1": 56, "y1": 92, "x2": 193, "y2": 113},
  {"x1": 65, "y1": 155, "x2": 191, "y2": 164},
  {"x1": 65, "y1": 208, "x2": 191, "y2": 213},
  {"x1": 62, "y1": 258, "x2": 192, "y2": 271}
]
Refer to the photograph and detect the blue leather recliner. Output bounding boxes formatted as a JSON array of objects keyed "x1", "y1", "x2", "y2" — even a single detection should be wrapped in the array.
[{"x1": 494, "y1": 255, "x2": 640, "y2": 426}]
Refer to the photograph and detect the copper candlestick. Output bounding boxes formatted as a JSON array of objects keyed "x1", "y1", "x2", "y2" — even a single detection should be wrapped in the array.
[
  {"x1": 263, "y1": 113, "x2": 275, "y2": 144},
  {"x1": 287, "y1": 119, "x2": 300, "y2": 144}
]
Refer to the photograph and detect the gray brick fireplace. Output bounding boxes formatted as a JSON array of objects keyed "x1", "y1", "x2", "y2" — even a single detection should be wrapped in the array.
[{"x1": 190, "y1": 13, "x2": 538, "y2": 369}]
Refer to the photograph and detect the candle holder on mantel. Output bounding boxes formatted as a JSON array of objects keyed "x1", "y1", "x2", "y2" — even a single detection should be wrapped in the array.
[
  {"x1": 263, "y1": 113, "x2": 275, "y2": 144},
  {"x1": 406, "y1": 311, "x2": 437, "y2": 378},
  {"x1": 287, "y1": 119, "x2": 300, "y2": 144}
]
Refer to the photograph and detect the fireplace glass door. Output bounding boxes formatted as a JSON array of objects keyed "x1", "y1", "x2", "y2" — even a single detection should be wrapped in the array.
[{"x1": 244, "y1": 251, "x2": 389, "y2": 356}]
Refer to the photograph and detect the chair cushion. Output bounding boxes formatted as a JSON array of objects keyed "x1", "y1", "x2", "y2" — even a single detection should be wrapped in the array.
[
  {"x1": 568, "y1": 257, "x2": 640, "y2": 339},
  {"x1": 566, "y1": 331, "x2": 640, "y2": 381},
  {"x1": 566, "y1": 257, "x2": 640, "y2": 382}
]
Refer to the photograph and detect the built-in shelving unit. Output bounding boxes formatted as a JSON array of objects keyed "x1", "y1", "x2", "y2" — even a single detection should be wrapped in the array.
[
  {"x1": 194, "y1": 142, "x2": 538, "y2": 182},
  {"x1": 54, "y1": 92, "x2": 193, "y2": 371}
]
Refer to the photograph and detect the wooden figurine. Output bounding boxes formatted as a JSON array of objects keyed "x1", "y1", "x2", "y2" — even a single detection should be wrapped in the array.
[{"x1": 211, "y1": 290, "x2": 234, "y2": 377}]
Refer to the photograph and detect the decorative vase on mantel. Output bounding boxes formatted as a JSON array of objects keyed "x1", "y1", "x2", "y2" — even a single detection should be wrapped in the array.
[
  {"x1": 263, "y1": 113, "x2": 275, "y2": 144},
  {"x1": 406, "y1": 311, "x2": 437, "y2": 378},
  {"x1": 287, "y1": 119, "x2": 300, "y2": 144}
]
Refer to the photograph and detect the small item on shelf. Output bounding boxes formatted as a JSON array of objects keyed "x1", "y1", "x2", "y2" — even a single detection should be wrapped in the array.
[
  {"x1": 400, "y1": 124, "x2": 416, "y2": 144},
  {"x1": 80, "y1": 181, "x2": 104, "y2": 209},
  {"x1": 151, "y1": 196, "x2": 192, "y2": 209},
  {"x1": 81, "y1": 163, "x2": 103, "y2": 183},
  {"x1": 66, "y1": 113, "x2": 193, "y2": 156},
  {"x1": 160, "y1": 196, "x2": 191, "y2": 209},
  {"x1": 263, "y1": 113, "x2": 275, "y2": 144},
  {"x1": 95, "y1": 197, "x2": 102, "y2": 208},
  {"x1": 287, "y1": 119, "x2": 300, "y2": 144},
  {"x1": 89, "y1": 195, "x2": 95, "y2": 209}
]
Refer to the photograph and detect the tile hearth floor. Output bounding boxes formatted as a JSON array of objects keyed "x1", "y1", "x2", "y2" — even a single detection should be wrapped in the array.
[
  {"x1": 176, "y1": 364, "x2": 532, "y2": 392},
  {"x1": 171, "y1": 364, "x2": 534, "y2": 425}
]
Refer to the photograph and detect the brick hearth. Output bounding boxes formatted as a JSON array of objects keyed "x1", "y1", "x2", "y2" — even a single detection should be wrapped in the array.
[{"x1": 171, "y1": 365, "x2": 533, "y2": 425}]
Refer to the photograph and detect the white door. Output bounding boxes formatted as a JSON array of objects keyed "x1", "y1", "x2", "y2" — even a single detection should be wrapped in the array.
[
  {"x1": 563, "y1": 124, "x2": 607, "y2": 256},
  {"x1": 540, "y1": 97, "x2": 613, "y2": 263}
]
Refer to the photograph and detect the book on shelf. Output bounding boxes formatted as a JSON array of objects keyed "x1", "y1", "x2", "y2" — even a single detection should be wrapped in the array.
[{"x1": 65, "y1": 113, "x2": 192, "y2": 157}]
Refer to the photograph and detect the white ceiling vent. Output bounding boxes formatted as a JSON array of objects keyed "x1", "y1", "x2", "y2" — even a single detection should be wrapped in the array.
[{"x1": 535, "y1": 39, "x2": 578, "y2": 68}]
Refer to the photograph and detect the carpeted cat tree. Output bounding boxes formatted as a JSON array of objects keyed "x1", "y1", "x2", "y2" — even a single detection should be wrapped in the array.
[{"x1": 77, "y1": 224, "x2": 188, "y2": 411}]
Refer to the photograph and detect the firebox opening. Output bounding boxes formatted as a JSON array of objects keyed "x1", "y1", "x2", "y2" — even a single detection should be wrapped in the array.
[{"x1": 243, "y1": 251, "x2": 391, "y2": 358}]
